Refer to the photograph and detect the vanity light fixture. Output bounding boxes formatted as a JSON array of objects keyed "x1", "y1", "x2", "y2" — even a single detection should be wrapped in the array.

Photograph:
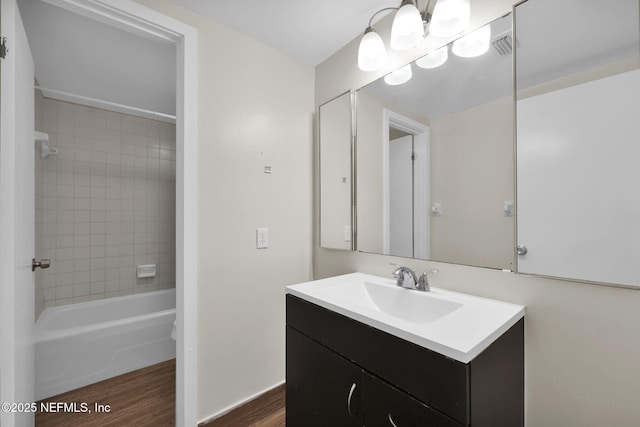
[
  {"x1": 390, "y1": 0, "x2": 425, "y2": 51},
  {"x1": 384, "y1": 64, "x2": 413, "y2": 85},
  {"x1": 451, "y1": 23, "x2": 491, "y2": 58},
  {"x1": 429, "y1": 0, "x2": 471, "y2": 37},
  {"x1": 415, "y1": 45, "x2": 448, "y2": 69},
  {"x1": 358, "y1": 26, "x2": 389, "y2": 71},
  {"x1": 357, "y1": 0, "x2": 470, "y2": 72}
]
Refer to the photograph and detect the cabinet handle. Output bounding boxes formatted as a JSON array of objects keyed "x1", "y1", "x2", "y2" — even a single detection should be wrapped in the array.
[
  {"x1": 347, "y1": 382, "x2": 357, "y2": 417},
  {"x1": 388, "y1": 413, "x2": 399, "y2": 427}
]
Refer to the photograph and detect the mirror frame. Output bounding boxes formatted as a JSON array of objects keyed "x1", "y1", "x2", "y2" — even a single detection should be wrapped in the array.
[{"x1": 319, "y1": 90, "x2": 357, "y2": 251}]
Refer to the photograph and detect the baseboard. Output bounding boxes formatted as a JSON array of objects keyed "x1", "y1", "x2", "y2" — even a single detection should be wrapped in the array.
[{"x1": 198, "y1": 382, "x2": 285, "y2": 426}]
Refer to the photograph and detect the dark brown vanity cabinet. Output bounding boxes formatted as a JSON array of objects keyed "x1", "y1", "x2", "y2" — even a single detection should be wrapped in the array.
[{"x1": 286, "y1": 294, "x2": 524, "y2": 427}]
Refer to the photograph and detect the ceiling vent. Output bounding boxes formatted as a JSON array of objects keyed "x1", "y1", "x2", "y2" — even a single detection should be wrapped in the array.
[{"x1": 492, "y1": 31, "x2": 513, "y2": 56}]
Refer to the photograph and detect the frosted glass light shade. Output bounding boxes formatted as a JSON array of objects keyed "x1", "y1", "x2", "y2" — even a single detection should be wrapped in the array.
[
  {"x1": 452, "y1": 24, "x2": 491, "y2": 58},
  {"x1": 390, "y1": 1, "x2": 424, "y2": 51},
  {"x1": 384, "y1": 64, "x2": 413, "y2": 86},
  {"x1": 430, "y1": 0, "x2": 470, "y2": 37},
  {"x1": 415, "y1": 46, "x2": 448, "y2": 69},
  {"x1": 358, "y1": 28, "x2": 388, "y2": 71}
]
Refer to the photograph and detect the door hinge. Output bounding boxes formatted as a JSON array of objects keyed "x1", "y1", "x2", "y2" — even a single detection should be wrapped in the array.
[
  {"x1": 0, "y1": 37, "x2": 8, "y2": 59},
  {"x1": 411, "y1": 151, "x2": 416, "y2": 161}
]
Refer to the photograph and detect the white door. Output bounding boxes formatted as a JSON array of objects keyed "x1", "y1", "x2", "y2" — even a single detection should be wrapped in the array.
[
  {"x1": 389, "y1": 135, "x2": 413, "y2": 258},
  {"x1": 1, "y1": 0, "x2": 36, "y2": 426}
]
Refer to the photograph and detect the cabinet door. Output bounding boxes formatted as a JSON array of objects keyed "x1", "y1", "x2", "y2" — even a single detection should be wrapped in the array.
[
  {"x1": 363, "y1": 373, "x2": 462, "y2": 427},
  {"x1": 287, "y1": 327, "x2": 363, "y2": 426}
]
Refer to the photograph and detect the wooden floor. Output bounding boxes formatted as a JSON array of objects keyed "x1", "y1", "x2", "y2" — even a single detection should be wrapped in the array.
[
  {"x1": 36, "y1": 359, "x2": 176, "y2": 427},
  {"x1": 36, "y1": 359, "x2": 285, "y2": 427},
  {"x1": 201, "y1": 384, "x2": 285, "y2": 427}
]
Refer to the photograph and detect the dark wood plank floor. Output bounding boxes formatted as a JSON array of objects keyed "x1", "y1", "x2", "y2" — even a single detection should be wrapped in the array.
[
  {"x1": 201, "y1": 384, "x2": 285, "y2": 427},
  {"x1": 36, "y1": 359, "x2": 285, "y2": 427},
  {"x1": 36, "y1": 359, "x2": 176, "y2": 427}
]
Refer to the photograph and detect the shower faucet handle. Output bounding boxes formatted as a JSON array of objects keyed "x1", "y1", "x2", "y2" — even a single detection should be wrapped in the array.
[{"x1": 32, "y1": 258, "x2": 51, "y2": 272}]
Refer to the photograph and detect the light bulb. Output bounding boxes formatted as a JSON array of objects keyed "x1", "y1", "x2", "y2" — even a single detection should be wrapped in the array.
[
  {"x1": 390, "y1": 1, "x2": 424, "y2": 51},
  {"x1": 430, "y1": 0, "x2": 470, "y2": 37},
  {"x1": 358, "y1": 28, "x2": 388, "y2": 71},
  {"x1": 452, "y1": 24, "x2": 491, "y2": 58},
  {"x1": 384, "y1": 64, "x2": 413, "y2": 86},
  {"x1": 415, "y1": 45, "x2": 448, "y2": 69}
]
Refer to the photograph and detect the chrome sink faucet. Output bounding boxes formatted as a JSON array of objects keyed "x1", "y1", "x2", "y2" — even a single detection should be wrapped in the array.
[
  {"x1": 392, "y1": 266, "x2": 418, "y2": 289},
  {"x1": 392, "y1": 266, "x2": 439, "y2": 292}
]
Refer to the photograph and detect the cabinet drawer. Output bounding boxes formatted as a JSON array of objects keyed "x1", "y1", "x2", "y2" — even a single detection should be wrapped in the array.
[
  {"x1": 364, "y1": 373, "x2": 463, "y2": 427},
  {"x1": 287, "y1": 295, "x2": 469, "y2": 424}
]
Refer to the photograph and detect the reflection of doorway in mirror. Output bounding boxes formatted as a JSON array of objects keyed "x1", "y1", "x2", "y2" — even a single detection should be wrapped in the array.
[
  {"x1": 389, "y1": 133, "x2": 414, "y2": 258},
  {"x1": 383, "y1": 109, "x2": 430, "y2": 259}
]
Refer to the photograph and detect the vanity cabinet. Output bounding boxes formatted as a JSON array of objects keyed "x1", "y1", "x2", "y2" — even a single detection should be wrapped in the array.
[{"x1": 286, "y1": 294, "x2": 524, "y2": 427}]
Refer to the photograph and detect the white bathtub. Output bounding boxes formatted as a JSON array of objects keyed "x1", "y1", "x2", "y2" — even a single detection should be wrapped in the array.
[{"x1": 34, "y1": 289, "x2": 176, "y2": 400}]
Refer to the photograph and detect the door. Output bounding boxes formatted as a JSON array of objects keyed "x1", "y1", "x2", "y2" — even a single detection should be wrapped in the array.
[
  {"x1": 0, "y1": 0, "x2": 36, "y2": 426},
  {"x1": 286, "y1": 327, "x2": 363, "y2": 426},
  {"x1": 389, "y1": 135, "x2": 413, "y2": 258}
]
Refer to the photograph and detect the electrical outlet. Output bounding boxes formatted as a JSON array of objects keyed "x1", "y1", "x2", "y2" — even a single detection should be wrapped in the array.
[{"x1": 256, "y1": 228, "x2": 269, "y2": 249}]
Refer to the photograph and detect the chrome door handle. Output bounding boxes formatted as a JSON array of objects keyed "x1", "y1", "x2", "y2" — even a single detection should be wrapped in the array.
[
  {"x1": 347, "y1": 382, "x2": 357, "y2": 417},
  {"x1": 517, "y1": 245, "x2": 528, "y2": 256},
  {"x1": 32, "y1": 258, "x2": 50, "y2": 271},
  {"x1": 388, "y1": 413, "x2": 398, "y2": 427}
]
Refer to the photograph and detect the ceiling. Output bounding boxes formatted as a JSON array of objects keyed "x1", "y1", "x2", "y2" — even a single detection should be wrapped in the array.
[
  {"x1": 19, "y1": 0, "x2": 177, "y2": 117},
  {"x1": 18, "y1": 0, "x2": 398, "y2": 118},
  {"x1": 171, "y1": 0, "x2": 399, "y2": 66},
  {"x1": 17, "y1": 0, "x2": 639, "y2": 121}
]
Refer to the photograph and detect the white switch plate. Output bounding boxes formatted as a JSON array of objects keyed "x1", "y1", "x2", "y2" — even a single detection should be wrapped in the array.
[{"x1": 256, "y1": 228, "x2": 269, "y2": 249}]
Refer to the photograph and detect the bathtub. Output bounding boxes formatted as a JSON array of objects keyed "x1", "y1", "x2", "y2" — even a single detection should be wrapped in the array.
[{"x1": 34, "y1": 289, "x2": 176, "y2": 400}]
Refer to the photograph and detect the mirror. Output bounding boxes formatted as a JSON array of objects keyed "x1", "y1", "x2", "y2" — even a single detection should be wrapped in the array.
[
  {"x1": 356, "y1": 14, "x2": 515, "y2": 270},
  {"x1": 515, "y1": 0, "x2": 640, "y2": 287},
  {"x1": 320, "y1": 92, "x2": 354, "y2": 250}
]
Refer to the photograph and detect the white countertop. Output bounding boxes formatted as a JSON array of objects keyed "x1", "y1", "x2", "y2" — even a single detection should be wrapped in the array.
[{"x1": 286, "y1": 272, "x2": 525, "y2": 363}]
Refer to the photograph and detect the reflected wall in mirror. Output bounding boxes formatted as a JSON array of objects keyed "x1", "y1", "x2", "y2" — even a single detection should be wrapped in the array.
[
  {"x1": 356, "y1": 14, "x2": 514, "y2": 270},
  {"x1": 320, "y1": 92, "x2": 354, "y2": 250},
  {"x1": 515, "y1": 0, "x2": 640, "y2": 287}
]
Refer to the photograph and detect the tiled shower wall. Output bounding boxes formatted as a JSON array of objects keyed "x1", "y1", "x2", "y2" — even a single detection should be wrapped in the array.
[{"x1": 35, "y1": 96, "x2": 176, "y2": 315}]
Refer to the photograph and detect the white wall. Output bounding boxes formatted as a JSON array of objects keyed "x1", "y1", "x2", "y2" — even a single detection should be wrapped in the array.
[
  {"x1": 314, "y1": 1, "x2": 640, "y2": 426},
  {"x1": 134, "y1": 1, "x2": 314, "y2": 422},
  {"x1": 430, "y1": 96, "x2": 514, "y2": 269}
]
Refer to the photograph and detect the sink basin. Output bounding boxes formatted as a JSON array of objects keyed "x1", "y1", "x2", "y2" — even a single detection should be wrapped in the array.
[
  {"x1": 286, "y1": 272, "x2": 525, "y2": 363},
  {"x1": 316, "y1": 280, "x2": 462, "y2": 325}
]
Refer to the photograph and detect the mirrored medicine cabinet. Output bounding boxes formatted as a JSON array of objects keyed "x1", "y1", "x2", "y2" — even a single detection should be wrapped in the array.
[
  {"x1": 514, "y1": 0, "x2": 640, "y2": 288},
  {"x1": 355, "y1": 14, "x2": 515, "y2": 270},
  {"x1": 319, "y1": 0, "x2": 640, "y2": 288},
  {"x1": 319, "y1": 91, "x2": 354, "y2": 251}
]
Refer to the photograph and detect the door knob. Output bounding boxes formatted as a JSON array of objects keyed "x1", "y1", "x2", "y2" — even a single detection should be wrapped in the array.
[
  {"x1": 32, "y1": 258, "x2": 50, "y2": 272},
  {"x1": 516, "y1": 245, "x2": 528, "y2": 256}
]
